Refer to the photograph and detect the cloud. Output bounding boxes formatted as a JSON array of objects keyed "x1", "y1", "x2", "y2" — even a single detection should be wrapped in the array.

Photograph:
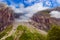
[
  {"x1": 1, "y1": 0, "x2": 60, "y2": 22},
  {"x1": 9, "y1": 2, "x2": 49, "y2": 20},
  {"x1": 50, "y1": 11, "x2": 60, "y2": 18},
  {"x1": 0, "y1": 0, "x2": 48, "y2": 16},
  {"x1": 56, "y1": 0, "x2": 60, "y2": 4},
  {"x1": 9, "y1": 3, "x2": 25, "y2": 13},
  {"x1": 24, "y1": 2, "x2": 49, "y2": 17},
  {"x1": 7, "y1": 2, "x2": 49, "y2": 19}
]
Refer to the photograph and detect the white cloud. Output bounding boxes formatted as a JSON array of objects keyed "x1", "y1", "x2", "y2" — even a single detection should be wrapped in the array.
[
  {"x1": 56, "y1": 0, "x2": 60, "y2": 4},
  {"x1": 24, "y1": 2, "x2": 49, "y2": 17},
  {"x1": 14, "y1": 2, "x2": 49, "y2": 22},
  {"x1": 50, "y1": 11, "x2": 60, "y2": 18},
  {"x1": 9, "y1": 2, "x2": 49, "y2": 17},
  {"x1": 45, "y1": 1, "x2": 52, "y2": 6},
  {"x1": 9, "y1": 3, "x2": 25, "y2": 13},
  {"x1": 0, "y1": 0, "x2": 49, "y2": 19}
]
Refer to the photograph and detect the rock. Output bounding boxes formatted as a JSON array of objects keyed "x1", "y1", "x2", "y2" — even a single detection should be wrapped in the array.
[
  {"x1": 31, "y1": 7, "x2": 60, "y2": 31},
  {"x1": 0, "y1": 3, "x2": 14, "y2": 31}
]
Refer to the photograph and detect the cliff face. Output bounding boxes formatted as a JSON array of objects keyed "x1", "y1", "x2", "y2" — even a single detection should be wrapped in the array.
[
  {"x1": 0, "y1": 3, "x2": 14, "y2": 31},
  {"x1": 30, "y1": 7, "x2": 60, "y2": 31}
]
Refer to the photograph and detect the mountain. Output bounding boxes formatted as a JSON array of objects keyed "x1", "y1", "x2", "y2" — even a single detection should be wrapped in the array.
[
  {"x1": 0, "y1": 3, "x2": 14, "y2": 32},
  {"x1": 30, "y1": 7, "x2": 60, "y2": 31}
]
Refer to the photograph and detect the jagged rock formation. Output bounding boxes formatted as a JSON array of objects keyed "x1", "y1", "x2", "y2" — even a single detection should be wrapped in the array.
[
  {"x1": 30, "y1": 7, "x2": 60, "y2": 31},
  {"x1": 0, "y1": 3, "x2": 14, "y2": 31}
]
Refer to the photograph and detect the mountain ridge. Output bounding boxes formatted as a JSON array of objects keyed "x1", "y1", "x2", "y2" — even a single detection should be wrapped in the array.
[{"x1": 31, "y1": 7, "x2": 60, "y2": 31}]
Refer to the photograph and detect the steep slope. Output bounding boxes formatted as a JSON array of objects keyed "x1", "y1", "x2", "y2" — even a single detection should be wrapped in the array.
[
  {"x1": 31, "y1": 7, "x2": 60, "y2": 31},
  {"x1": 0, "y1": 3, "x2": 14, "y2": 32},
  {"x1": 0, "y1": 20, "x2": 47, "y2": 40}
]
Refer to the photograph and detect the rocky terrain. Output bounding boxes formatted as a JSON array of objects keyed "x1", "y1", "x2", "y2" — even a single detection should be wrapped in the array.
[
  {"x1": 30, "y1": 7, "x2": 60, "y2": 31},
  {"x1": 0, "y1": 3, "x2": 60, "y2": 40},
  {"x1": 0, "y1": 3, "x2": 60, "y2": 32},
  {"x1": 0, "y1": 3, "x2": 14, "y2": 32}
]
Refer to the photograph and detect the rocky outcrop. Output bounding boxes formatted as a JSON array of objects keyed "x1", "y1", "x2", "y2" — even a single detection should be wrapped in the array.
[
  {"x1": 30, "y1": 7, "x2": 60, "y2": 31},
  {"x1": 0, "y1": 3, "x2": 14, "y2": 31}
]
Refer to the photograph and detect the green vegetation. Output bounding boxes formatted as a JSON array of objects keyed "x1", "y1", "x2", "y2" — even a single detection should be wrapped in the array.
[
  {"x1": 19, "y1": 30, "x2": 45, "y2": 40},
  {"x1": 47, "y1": 25, "x2": 60, "y2": 40},
  {"x1": 17, "y1": 25, "x2": 27, "y2": 31},
  {"x1": 0, "y1": 25, "x2": 13, "y2": 39},
  {"x1": 2, "y1": 24, "x2": 60, "y2": 40},
  {"x1": 17, "y1": 25, "x2": 46, "y2": 40},
  {"x1": 5, "y1": 25, "x2": 46, "y2": 40},
  {"x1": 5, "y1": 36, "x2": 14, "y2": 40}
]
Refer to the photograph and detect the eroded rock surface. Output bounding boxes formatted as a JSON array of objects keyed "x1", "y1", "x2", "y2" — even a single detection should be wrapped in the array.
[
  {"x1": 31, "y1": 7, "x2": 60, "y2": 31},
  {"x1": 0, "y1": 3, "x2": 14, "y2": 31}
]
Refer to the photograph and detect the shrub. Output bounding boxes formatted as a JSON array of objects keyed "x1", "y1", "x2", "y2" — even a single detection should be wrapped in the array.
[
  {"x1": 17, "y1": 25, "x2": 27, "y2": 31},
  {"x1": 0, "y1": 25, "x2": 12, "y2": 39},
  {"x1": 47, "y1": 25, "x2": 60, "y2": 40},
  {"x1": 19, "y1": 31, "x2": 45, "y2": 40},
  {"x1": 5, "y1": 25, "x2": 46, "y2": 40},
  {"x1": 18, "y1": 25, "x2": 45, "y2": 40},
  {"x1": 0, "y1": 31, "x2": 7, "y2": 39},
  {"x1": 5, "y1": 36, "x2": 14, "y2": 40}
]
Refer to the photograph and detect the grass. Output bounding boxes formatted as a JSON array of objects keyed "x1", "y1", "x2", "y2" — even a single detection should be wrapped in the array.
[
  {"x1": 0, "y1": 25, "x2": 13, "y2": 39},
  {"x1": 5, "y1": 35, "x2": 14, "y2": 40},
  {"x1": 19, "y1": 30, "x2": 46, "y2": 40},
  {"x1": 17, "y1": 25, "x2": 27, "y2": 31},
  {"x1": 16, "y1": 25, "x2": 46, "y2": 40},
  {"x1": 4, "y1": 25, "x2": 47, "y2": 40}
]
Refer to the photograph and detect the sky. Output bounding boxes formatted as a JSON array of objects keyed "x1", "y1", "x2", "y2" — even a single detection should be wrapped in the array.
[
  {"x1": 0, "y1": 0, "x2": 60, "y2": 19},
  {"x1": 0, "y1": 0, "x2": 60, "y2": 8},
  {"x1": 0, "y1": 0, "x2": 60, "y2": 13}
]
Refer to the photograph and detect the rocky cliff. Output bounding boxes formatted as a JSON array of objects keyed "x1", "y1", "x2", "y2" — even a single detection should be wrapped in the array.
[
  {"x1": 0, "y1": 3, "x2": 14, "y2": 31},
  {"x1": 30, "y1": 7, "x2": 60, "y2": 31}
]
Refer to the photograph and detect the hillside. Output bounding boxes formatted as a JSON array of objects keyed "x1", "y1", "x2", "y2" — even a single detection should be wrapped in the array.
[
  {"x1": 0, "y1": 3, "x2": 47, "y2": 40},
  {"x1": 31, "y1": 7, "x2": 60, "y2": 31},
  {"x1": 0, "y1": 3, "x2": 60, "y2": 40},
  {"x1": 0, "y1": 21, "x2": 47, "y2": 40},
  {"x1": 0, "y1": 3, "x2": 14, "y2": 32}
]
